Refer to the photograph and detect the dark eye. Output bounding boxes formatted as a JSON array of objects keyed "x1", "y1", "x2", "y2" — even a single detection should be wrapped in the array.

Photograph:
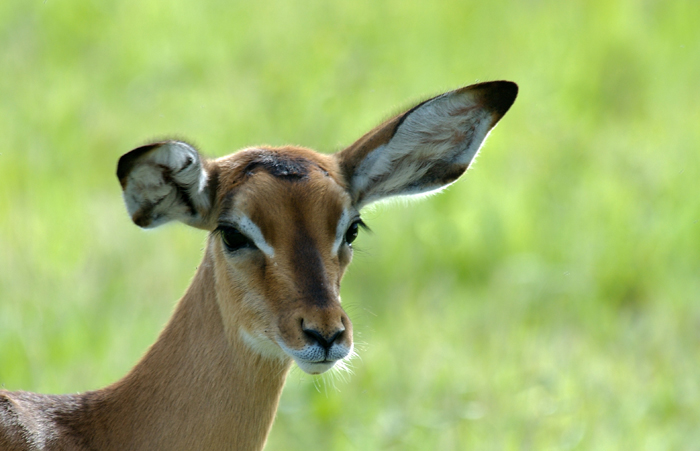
[
  {"x1": 345, "y1": 221, "x2": 361, "y2": 245},
  {"x1": 218, "y1": 226, "x2": 255, "y2": 252}
]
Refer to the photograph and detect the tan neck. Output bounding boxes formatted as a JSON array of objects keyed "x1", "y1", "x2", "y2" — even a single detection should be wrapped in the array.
[{"x1": 84, "y1": 259, "x2": 292, "y2": 451}]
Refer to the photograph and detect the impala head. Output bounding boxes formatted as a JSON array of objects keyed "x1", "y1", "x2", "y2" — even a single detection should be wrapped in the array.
[{"x1": 116, "y1": 81, "x2": 517, "y2": 375}]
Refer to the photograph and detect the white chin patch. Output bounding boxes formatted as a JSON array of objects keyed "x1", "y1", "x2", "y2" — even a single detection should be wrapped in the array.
[
  {"x1": 295, "y1": 359, "x2": 337, "y2": 375},
  {"x1": 239, "y1": 329, "x2": 288, "y2": 361}
]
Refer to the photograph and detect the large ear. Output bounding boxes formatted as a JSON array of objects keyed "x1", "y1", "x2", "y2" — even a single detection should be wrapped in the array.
[
  {"x1": 335, "y1": 81, "x2": 517, "y2": 209},
  {"x1": 116, "y1": 141, "x2": 215, "y2": 229}
]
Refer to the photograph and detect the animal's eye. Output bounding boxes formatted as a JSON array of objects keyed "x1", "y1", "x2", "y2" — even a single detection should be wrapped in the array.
[
  {"x1": 218, "y1": 226, "x2": 255, "y2": 252},
  {"x1": 345, "y1": 220, "x2": 363, "y2": 245}
]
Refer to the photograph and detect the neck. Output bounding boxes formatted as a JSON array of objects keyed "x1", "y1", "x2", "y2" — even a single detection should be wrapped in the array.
[{"x1": 84, "y1": 260, "x2": 292, "y2": 451}]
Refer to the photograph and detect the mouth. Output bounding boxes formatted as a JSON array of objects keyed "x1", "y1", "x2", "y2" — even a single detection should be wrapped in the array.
[
  {"x1": 276, "y1": 338, "x2": 353, "y2": 375},
  {"x1": 294, "y1": 359, "x2": 337, "y2": 375}
]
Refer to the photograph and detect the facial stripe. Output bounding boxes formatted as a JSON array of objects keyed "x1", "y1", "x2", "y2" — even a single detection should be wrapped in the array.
[{"x1": 292, "y1": 224, "x2": 334, "y2": 307}]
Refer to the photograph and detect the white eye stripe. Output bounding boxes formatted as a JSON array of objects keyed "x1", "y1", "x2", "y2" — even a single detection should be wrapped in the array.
[
  {"x1": 332, "y1": 208, "x2": 358, "y2": 255},
  {"x1": 224, "y1": 213, "x2": 275, "y2": 257},
  {"x1": 223, "y1": 209, "x2": 356, "y2": 258}
]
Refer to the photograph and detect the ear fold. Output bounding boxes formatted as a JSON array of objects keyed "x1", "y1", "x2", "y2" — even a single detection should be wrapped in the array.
[
  {"x1": 335, "y1": 81, "x2": 517, "y2": 209},
  {"x1": 116, "y1": 141, "x2": 215, "y2": 229}
]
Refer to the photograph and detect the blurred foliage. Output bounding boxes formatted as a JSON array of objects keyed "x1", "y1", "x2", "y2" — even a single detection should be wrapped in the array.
[{"x1": 1, "y1": 0, "x2": 699, "y2": 449}]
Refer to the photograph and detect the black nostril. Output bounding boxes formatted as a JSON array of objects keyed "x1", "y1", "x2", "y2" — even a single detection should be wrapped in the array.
[
  {"x1": 327, "y1": 329, "x2": 343, "y2": 346},
  {"x1": 302, "y1": 327, "x2": 344, "y2": 350}
]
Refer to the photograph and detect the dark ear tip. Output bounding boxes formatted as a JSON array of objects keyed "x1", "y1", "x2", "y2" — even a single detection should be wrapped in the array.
[
  {"x1": 116, "y1": 143, "x2": 164, "y2": 188},
  {"x1": 476, "y1": 80, "x2": 518, "y2": 117}
]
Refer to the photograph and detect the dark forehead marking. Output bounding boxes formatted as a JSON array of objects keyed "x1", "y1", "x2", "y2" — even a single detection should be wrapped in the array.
[{"x1": 243, "y1": 152, "x2": 327, "y2": 181}]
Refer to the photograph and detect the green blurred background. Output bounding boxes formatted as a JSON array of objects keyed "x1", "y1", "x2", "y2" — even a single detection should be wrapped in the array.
[{"x1": 1, "y1": 0, "x2": 698, "y2": 449}]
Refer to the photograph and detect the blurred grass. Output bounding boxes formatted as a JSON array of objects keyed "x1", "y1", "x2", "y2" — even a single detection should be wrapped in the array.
[{"x1": 1, "y1": 0, "x2": 699, "y2": 449}]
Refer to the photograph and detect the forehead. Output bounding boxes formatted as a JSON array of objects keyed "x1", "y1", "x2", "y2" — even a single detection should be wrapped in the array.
[{"x1": 215, "y1": 147, "x2": 351, "y2": 238}]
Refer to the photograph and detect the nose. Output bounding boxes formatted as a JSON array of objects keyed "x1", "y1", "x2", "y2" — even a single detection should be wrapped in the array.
[{"x1": 302, "y1": 325, "x2": 345, "y2": 351}]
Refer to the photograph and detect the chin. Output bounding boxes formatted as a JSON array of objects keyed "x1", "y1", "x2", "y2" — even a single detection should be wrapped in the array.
[{"x1": 295, "y1": 360, "x2": 337, "y2": 375}]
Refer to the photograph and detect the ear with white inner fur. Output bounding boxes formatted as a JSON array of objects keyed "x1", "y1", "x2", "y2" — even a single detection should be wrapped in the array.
[
  {"x1": 335, "y1": 81, "x2": 518, "y2": 209},
  {"x1": 117, "y1": 141, "x2": 214, "y2": 229}
]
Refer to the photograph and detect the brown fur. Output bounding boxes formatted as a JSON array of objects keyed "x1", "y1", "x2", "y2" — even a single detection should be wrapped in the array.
[
  {"x1": 0, "y1": 148, "x2": 354, "y2": 451},
  {"x1": 0, "y1": 81, "x2": 517, "y2": 451}
]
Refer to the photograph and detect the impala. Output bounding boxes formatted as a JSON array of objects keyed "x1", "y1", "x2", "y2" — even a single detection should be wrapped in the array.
[{"x1": 0, "y1": 81, "x2": 517, "y2": 450}]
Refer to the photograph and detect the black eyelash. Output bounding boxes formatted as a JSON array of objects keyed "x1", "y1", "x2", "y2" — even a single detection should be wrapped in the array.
[{"x1": 356, "y1": 219, "x2": 370, "y2": 234}]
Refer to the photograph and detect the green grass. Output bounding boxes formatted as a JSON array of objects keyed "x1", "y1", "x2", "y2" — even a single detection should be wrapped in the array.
[{"x1": 1, "y1": 0, "x2": 699, "y2": 449}]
